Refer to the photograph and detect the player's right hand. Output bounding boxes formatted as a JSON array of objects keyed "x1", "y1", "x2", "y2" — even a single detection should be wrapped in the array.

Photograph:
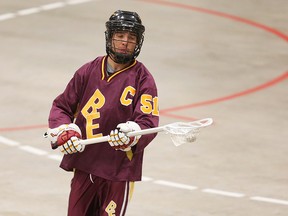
[
  {"x1": 46, "y1": 123, "x2": 85, "y2": 154},
  {"x1": 59, "y1": 135, "x2": 84, "y2": 155}
]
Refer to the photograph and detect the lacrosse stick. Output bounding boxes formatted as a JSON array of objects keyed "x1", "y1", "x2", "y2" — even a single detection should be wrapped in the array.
[{"x1": 79, "y1": 118, "x2": 213, "y2": 147}]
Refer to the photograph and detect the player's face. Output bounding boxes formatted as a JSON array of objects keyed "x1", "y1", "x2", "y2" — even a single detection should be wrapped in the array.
[{"x1": 112, "y1": 31, "x2": 137, "y2": 55}]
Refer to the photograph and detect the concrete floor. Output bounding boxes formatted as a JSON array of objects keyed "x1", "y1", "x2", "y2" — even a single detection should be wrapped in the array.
[{"x1": 0, "y1": 0, "x2": 287, "y2": 215}]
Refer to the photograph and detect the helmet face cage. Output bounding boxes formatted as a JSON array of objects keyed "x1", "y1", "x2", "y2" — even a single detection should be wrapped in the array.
[{"x1": 105, "y1": 10, "x2": 145, "y2": 64}]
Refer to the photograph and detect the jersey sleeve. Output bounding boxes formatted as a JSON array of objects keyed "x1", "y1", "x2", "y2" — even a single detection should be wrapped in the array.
[
  {"x1": 48, "y1": 64, "x2": 89, "y2": 128},
  {"x1": 131, "y1": 69, "x2": 159, "y2": 154}
]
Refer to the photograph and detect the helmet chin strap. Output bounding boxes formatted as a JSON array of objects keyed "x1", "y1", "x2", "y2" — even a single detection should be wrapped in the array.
[
  {"x1": 109, "y1": 46, "x2": 134, "y2": 64},
  {"x1": 110, "y1": 52, "x2": 134, "y2": 64}
]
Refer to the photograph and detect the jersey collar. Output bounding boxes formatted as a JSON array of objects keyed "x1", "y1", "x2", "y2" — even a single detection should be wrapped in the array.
[{"x1": 101, "y1": 56, "x2": 137, "y2": 82}]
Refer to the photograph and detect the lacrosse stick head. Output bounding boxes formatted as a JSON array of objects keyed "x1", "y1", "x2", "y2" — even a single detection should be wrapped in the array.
[{"x1": 164, "y1": 118, "x2": 213, "y2": 146}]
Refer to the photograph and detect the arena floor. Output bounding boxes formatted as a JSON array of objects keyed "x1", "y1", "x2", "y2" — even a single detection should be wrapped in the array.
[{"x1": 0, "y1": 0, "x2": 287, "y2": 215}]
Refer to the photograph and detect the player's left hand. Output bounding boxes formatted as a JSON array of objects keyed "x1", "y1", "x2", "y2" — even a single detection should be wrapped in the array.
[{"x1": 108, "y1": 121, "x2": 141, "y2": 151}]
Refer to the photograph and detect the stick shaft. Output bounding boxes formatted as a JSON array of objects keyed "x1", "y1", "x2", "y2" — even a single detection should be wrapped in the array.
[{"x1": 79, "y1": 126, "x2": 165, "y2": 146}]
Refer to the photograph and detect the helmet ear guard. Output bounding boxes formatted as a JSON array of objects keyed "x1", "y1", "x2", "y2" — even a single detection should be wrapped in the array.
[{"x1": 105, "y1": 10, "x2": 145, "y2": 64}]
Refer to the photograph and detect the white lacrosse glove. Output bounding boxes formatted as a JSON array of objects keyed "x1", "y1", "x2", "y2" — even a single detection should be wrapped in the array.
[
  {"x1": 108, "y1": 121, "x2": 141, "y2": 151},
  {"x1": 46, "y1": 123, "x2": 85, "y2": 155}
]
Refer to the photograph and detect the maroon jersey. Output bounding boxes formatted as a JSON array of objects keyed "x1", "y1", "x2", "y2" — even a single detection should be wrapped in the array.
[{"x1": 48, "y1": 56, "x2": 159, "y2": 181}]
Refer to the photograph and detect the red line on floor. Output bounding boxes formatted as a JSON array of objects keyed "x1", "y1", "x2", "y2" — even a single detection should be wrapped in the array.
[
  {"x1": 0, "y1": 124, "x2": 48, "y2": 132},
  {"x1": 161, "y1": 71, "x2": 288, "y2": 113}
]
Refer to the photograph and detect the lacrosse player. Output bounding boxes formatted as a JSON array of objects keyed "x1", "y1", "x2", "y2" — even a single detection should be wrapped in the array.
[{"x1": 46, "y1": 10, "x2": 159, "y2": 216}]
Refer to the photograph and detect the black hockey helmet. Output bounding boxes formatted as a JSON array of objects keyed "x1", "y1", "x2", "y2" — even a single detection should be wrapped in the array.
[{"x1": 105, "y1": 10, "x2": 145, "y2": 64}]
